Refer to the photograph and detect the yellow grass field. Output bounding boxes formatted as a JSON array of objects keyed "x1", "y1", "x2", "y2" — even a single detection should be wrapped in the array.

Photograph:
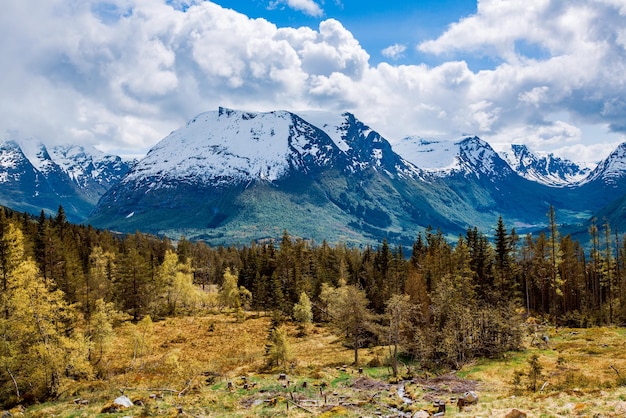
[{"x1": 18, "y1": 313, "x2": 626, "y2": 417}]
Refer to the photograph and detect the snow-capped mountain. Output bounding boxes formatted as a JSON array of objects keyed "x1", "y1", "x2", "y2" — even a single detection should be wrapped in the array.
[
  {"x1": 90, "y1": 107, "x2": 592, "y2": 245},
  {"x1": 48, "y1": 144, "x2": 134, "y2": 195},
  {"x1": 498, "y1": 144, "x2": 590, "y2": 187},
  {"x1": 120, "y1": 107, "x2": 422, "y2": 193},
  {"x1": 121, "y1": 108, "x2": 350, "y2": 189},
  {"x1": 5, "y1": 106, "x2": 626, "y2": 246},
  {"x1": 392, "y1": 136, "x2": 513, "y2": 180},
  {"x1": 0, "y1": 137, "x2": 134, "y2": 221},
  {"x1": 582, "y1": 143, "x2": 626, "y2": 186},
  {"x1": 90, "y1": 108, "x2": 464, "y2": 244}
]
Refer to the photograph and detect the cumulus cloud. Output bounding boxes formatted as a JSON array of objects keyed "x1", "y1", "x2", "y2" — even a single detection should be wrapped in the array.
[
  {"x1": 1, "y1": 0, "x2": 626, "y2": 162},
  {"x1": 414, "y1": 0, "x2": 626, "y2": 152},
  {"x1": 268, "y1": 0, "x2": 324, "y2": 17},
  {"x1": 381, "y1": 44, "x2": 406, "y2": 60}
]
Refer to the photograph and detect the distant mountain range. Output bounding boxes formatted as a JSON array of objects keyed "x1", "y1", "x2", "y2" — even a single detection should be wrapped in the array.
[
  {"x1": 3, "y1": 108, "x2": 626, "y2": 245},
  {"x1": 0, "y1": 138, "x2": 134, "y2": 222}
]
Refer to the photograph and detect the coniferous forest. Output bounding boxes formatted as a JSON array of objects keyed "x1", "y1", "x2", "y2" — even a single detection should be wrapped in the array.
[{"x1": 1, "y1": 204, "x2": 625, "y2": 407}]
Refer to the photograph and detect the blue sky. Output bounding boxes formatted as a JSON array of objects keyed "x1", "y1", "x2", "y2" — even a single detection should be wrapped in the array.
[
  {"x1": 2, "y1": 0, "x2": 626, "y2": 163},
  {"x1": 209, "y1": 0, "x2": 479, "y2": 65}
]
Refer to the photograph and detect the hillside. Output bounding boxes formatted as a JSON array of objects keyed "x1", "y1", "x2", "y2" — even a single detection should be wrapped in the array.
[{"x1": 19, "y1": 314, "x2": 626, "y2": 418}]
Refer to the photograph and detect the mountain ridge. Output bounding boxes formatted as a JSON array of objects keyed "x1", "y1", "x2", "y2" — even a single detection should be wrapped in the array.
[
  {"x1": 0, "y1": 137, "x2": 135, "y2": 221},
  {"x1": 3, "y1": 108, "x2": 626, "y2": 245},
  {"x1": 87, "y1": 108, "x2": 624, "y2": 245}
]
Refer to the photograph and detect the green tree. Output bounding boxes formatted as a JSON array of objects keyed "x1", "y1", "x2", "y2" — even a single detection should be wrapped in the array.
[
  {"x1": 266, "y1": 325, "x2": 291, "y2": 369},
  {"x1": 320, "y1": 283, "x2": 376, "y2": 366},
  {"x1": 547, "y1": 206, "x2": 563, "y2": 321},
  {"x1": 293, "y1": 291, "x2": 313, "y2": 334}
]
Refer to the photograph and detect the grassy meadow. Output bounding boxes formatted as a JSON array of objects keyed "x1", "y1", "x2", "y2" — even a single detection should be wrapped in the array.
[{"x1": 15, "y1": 313, "x2": 626, "y2": 417}]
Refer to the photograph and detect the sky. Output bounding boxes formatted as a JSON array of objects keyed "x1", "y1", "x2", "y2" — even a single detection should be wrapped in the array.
[{"x1": 2, "y1": 0, "x2": 626, "y2": 164}]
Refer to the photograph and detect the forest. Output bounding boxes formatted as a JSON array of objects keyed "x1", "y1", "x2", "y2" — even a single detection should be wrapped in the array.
[{"x1": 0, "y1": 204, "x2": 624, "y2": 408}]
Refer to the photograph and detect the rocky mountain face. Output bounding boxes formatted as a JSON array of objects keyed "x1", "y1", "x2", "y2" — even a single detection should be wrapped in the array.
[
  {"x1": 499, "y1": 144, "x2": 591, "y2": 187},
  {"x1": 0, "y1": 138, "x2": 134, "y2": 221}
]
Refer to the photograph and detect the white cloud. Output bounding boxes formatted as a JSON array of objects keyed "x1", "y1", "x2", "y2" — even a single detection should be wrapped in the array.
[
  {"x1": 268, "y1": 0, "x2": 323, "y2": 17},
  {"x1": 381, "y1": 44, "x2": 406, "y2": 60},
  {"x1": 1, "y1": 0, "x2": 626, "y2": 163}
]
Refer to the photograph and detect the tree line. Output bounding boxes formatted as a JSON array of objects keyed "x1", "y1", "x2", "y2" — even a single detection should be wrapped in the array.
[{"x1": 0, "y1": 204, "x2": 625, "y2": 405}]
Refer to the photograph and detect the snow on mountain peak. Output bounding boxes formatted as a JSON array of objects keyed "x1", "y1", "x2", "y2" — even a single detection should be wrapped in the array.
[
  {"x1": 584, "y1": 142, "x2": 626, "y2": 186},
  {"x1": 125, "y1": 108, "x2": 346, "y2": 188},
  {"x1": 14, "y1": 137, "x2": 55, "y2": 173},
  {"x1": 499, "y1": 144, "x2": 591, "y2": 187},
  {"x1": 295, "y1": 110, "x2": 352, "y2": 152},
  {"x1": 392, "y1": 137, "x2": 459, "y2": 172},
  {"x1": 392, "y1": 135, "x2": 505, "y2": 178}
]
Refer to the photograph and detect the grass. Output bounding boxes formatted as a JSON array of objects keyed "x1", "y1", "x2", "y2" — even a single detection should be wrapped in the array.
[{"x1": 12, "y1": 315, "x2": 626, "y2": 417}]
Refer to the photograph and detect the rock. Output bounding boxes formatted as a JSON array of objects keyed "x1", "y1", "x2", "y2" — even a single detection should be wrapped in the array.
[
  {"x1": 113, "y1": 395, "x2": 134, "y2": 408},
  {"x1": 504, "y1": 409, "x2": 527, "y2": 418},
  {"x1": 462, "y1": 391, "x2": 479, "y2": 404},
  {"x1": 412, "y1": 411, "x2": 430, "y2": 418}
]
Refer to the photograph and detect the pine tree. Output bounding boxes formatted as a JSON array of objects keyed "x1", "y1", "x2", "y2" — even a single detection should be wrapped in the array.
[
  {"x1": 494, "y1": 216, "x2": 516, "y2": 299},
  {"x1": 602, "y1": 221, "x2": 615, "y2": 324},
  {"x1": 547, "y1": 206, "x2": 563, "y2": 322},
  {"x1": 266, "y1": 325, "x2": 291, "y2": 369}
]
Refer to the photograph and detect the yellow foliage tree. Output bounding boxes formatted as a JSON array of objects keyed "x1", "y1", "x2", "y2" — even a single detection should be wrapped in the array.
[
  {"x1": 157, "y1": 250, "x2": 205, "y2": 316},
  {"x1": 0, "y1": 223, "x2": 91, "y2": 405}
]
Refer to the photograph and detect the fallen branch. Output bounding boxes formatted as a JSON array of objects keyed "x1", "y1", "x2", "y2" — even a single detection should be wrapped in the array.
[
  {"x1": 121, "y1": 387, "x2": 179, "y2": 393},
  {"x1": 610, "y1": 365, "x2": 622, "y2": 380},
  {"x1": 286, "y1": 399, "x2": 316, "y2": 414}
]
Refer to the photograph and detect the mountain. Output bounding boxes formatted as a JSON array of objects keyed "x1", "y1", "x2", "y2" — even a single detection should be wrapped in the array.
[
  {"x1": 88, "y1": 108, "x2": 599, "y2": 245},
  {"x1": 5, "y1": 107, "x2": 626, "y2": 246},
  {"x1": 498, "y1": 144, "x2": 590, "y2": 187},
  {"x1": 394, "y1": 136, "x2": 591, "y2": 229},
  {"x1": 0, "y1": 137, "x2": 134, "y2": 222},
  {"x1": 581, "y1": 143, "x2": 626, "y2": 186},
  {"x1": 566, "y1": 143, "x2": 626, "y2": 235},
  {"x1": 393, "y1": 136, "x2": 515, "y2": 179},
  {"x1": 48, "y1": 144, "x2": 134, "y2": 202},
  {"x1": 89, "y1": 108, "x2": 489, "y2": 244}
]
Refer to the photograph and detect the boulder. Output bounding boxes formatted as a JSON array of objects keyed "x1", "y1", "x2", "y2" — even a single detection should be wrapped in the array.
[
  {"x1": 504, "y1": 408, "x2": 527, "y2": 418},
  {"x1": 113, "y1": 395, "x2": 134, "y2": 408}
]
